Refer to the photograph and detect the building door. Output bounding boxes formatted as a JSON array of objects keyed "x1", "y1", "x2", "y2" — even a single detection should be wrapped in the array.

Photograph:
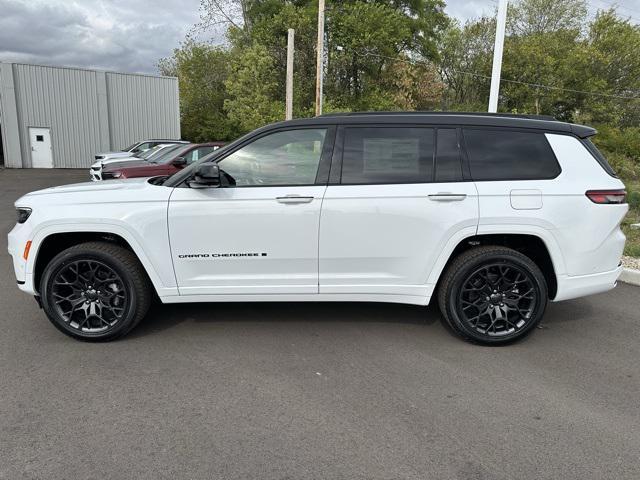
[{"x1": 29, "y1": 127, "x2": 53, "y2": 168}]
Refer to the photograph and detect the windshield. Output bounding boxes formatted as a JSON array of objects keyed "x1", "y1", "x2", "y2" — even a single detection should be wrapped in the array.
[
  {"x1": 122, "y1": 142, "x2": 139, "y2": 152},
  {"x1": 136, "y1": 145, "x2": 167, "y2": 160},
  {"x1": 150, "y1": 144, "x2": 186, "y2": 163}
]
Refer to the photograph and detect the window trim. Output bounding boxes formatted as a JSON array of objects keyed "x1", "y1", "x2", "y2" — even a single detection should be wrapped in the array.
[
  {"x1": 460, "y1": 127, "x2": 562, "y2": 182},
  {"x1": 333, "y1": 124, "x2": 470, "y2": 186}
]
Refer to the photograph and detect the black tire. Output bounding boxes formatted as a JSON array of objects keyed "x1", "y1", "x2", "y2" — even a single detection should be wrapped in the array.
[
  {"x1": 40, "y1": 241, "x2": 152, "y2": 341},
  {"x1": 437, "y1": 246, "x2": 548, "y2": 345}
]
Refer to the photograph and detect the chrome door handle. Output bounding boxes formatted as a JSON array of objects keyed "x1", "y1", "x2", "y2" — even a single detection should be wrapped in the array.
[
  {"x1": 276, "y1": 195, "x2": 314, "y2": 204},
  {"x1": 428, "y1": 193, "x2": 467, "y2": 202}
]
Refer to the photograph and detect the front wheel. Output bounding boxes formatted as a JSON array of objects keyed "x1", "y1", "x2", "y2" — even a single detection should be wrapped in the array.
[
  {"x1": 40, "y1": 242, "x2": 151, "y2": 341},
  {"x1": 438, "y1": 246, "x2": 548, "y2": 345}
]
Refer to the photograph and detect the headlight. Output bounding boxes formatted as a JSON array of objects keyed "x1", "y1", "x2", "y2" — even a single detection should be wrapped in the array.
[{"x1": 16, "y1": 207, "x2": 32, "y2": 224}]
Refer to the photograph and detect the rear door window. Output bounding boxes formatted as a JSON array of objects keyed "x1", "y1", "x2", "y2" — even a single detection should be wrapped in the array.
[
  {"x1": 341, "y1": 127, "x2": 435, "y2": 184},
  {"x1": 463, "y1": 129, "x2": 560, "y2": 181}
]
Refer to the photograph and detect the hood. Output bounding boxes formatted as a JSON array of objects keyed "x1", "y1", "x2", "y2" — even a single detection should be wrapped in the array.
[
  {"x1": 92, "y1": 156, "x2": 140, "y2": 168},
  {"x1": 103, "y1": 159, "x2": 150, "y2": 171},
  {"x1": 95, "y1": 151, "x2": 131, "y2": 159},
  {"x1": 15, "y1": 177, "x2": 168, "y2": 207}
]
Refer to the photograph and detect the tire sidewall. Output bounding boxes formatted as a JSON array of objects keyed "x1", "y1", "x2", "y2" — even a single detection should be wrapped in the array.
[
  {"x1": 40, "y1": 248, "x2": 139, "y2": 341},
  {"x1": 445, "y1": 252, "x2": 548, "y2": 345}
]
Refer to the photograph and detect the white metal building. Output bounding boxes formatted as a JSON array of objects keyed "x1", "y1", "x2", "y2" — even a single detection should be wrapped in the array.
[{"x1": 0, "y1": 62, "x2": 180, "y2": 168}]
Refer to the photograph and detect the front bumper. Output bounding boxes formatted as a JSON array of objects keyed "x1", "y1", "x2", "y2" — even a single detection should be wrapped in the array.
[
  {"x1": 554, "y1": 266, "x2": 623, "y2": 302},
  {"x1": 90, "y1": 163, "x2": 102, "y2": 181},
  {"x1": 7, "y1": 223, "x2": 28, "y2": 285}
]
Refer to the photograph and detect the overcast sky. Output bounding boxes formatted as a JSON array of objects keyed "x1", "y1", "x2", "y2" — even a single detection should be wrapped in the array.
[{"x1": 1, "y1": 0, "x2": 639, "y2": 74}]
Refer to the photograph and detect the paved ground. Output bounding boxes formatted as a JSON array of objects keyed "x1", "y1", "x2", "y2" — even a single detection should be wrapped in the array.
[{"x1": 1, "y1": 168, "x2": 639, "y2": 480}]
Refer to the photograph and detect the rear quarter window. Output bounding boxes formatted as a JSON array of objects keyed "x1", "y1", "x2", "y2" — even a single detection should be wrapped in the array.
[
  {"x1": 463, "y1": 129, "x2": 561, "y2": 181},
  {"x1": 582, "y1": 138, "x2": 618, "y2": 178}
]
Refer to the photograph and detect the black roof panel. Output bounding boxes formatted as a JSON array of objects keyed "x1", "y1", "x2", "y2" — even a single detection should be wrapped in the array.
[{"x1": 263, "y1": 112, "x2": 596, "y2": 138}]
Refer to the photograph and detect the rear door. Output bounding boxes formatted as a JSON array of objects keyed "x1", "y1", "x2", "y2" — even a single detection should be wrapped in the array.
[{"x1": 319, "y1": 126, "x2": 479, "y2": 299}]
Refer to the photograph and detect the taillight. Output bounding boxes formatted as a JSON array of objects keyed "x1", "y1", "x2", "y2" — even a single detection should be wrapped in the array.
[{"x1": 585, "y1": 189, "x2": 627, "y2": 204}]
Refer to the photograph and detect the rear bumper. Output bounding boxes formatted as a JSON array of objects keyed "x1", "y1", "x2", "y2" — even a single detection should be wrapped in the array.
[{"x1": 553, "y1": 266, "x2": 623, "y2": 302}]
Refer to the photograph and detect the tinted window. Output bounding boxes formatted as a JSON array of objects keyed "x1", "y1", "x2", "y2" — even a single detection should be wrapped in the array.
[
  {"x1": 464, "y1": 129, "x2": 560, "y2": 181},
  {"x1": 584, "y1": 138, "x2": 618, "y2": 178},
  {"x1": 435, "y1": 129, "x2": 463, "y2": 182},
  {"x1": 219, "y1": 129, "x2": 326, "y2": 186},
  {"x1": 341, "y1": 127, "x2": 434, "y2": 184}
]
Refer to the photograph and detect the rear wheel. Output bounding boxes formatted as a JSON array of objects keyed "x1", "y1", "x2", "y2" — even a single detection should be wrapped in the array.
[
  {"x1": 40, "y1": 242, "x2": 151, "y2": 341},
  {"x1": 438, "y1": 246, "x2": 548, "y2": 345}
]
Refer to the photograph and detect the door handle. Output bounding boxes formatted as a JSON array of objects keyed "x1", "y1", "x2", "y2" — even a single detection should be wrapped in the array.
[
  {"x1": 428, "y1": 193, "x2": 467, "y2": 202},
  {"x1": 276, "y1": 195, "x2": 314, "y2": 204}
]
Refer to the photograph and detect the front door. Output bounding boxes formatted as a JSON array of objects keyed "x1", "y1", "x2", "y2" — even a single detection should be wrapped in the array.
[
  {"x1": 29, "y1": 127, "x2": 53, "y2": 168},
  {"x1": 168, "y1": 128, "x2": 332, "y2": 296}
]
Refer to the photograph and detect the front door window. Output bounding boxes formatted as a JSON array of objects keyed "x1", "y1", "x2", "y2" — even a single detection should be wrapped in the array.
[{"x1": 218, "y1": 129, "x2": 326, "y2": 186}]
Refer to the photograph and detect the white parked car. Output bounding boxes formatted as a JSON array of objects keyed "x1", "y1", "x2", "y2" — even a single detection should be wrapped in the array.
[
  {"x1": 90, "y1": 144, "x2": 185, "y2": 181},
  {"x1": 93, "y1": 139, "x2": 189, "y2": 162},
  {"x1": 8, "y1": 113, "x2": 628, "y2": 344}
]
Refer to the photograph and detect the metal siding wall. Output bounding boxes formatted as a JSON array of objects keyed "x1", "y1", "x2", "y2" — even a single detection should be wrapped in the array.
[
  {"x1": 13, "y1": 64, "x2": 103, "y2": 168},
  {"x1": 7, "y1": 64, "x2": 179, "y2": 168},
  {"x1": 106, "y1": 73, "x2": 180, "y2": 150}
]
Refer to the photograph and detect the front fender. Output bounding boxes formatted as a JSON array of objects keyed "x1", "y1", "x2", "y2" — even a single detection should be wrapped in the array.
[{"x1": 26, "y1": 222, "x2": 178, "y2": 297}]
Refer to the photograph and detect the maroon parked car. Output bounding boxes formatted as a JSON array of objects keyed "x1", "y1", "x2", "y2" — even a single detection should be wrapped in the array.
[{"x1": 101, "y1": 143, "x2": 225, "y2": 180}]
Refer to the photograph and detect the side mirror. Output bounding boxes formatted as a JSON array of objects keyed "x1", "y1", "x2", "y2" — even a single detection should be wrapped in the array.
[
  {"x1": 172, "y1": 157, "x2": 187, "y2": 167},
  {"x1": 190, "y1": 163, "x2": 220, "y2": 188}
]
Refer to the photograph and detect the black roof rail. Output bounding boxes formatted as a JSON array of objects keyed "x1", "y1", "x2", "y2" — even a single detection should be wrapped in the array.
[{"x1": 319, "y1": 111, "x2": 557, "y2": 121}]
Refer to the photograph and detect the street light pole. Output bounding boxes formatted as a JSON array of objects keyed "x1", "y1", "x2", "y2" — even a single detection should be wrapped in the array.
[
  {"x1": 488, "y1": 0, "x2": 508, "y2": 113},
  {"x1": 315, "y1": 0, "x2": 325, "y2": 116}
]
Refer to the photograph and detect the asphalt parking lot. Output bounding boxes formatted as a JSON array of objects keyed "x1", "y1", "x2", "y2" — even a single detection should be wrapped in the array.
[{"x1": 1, "y1": 168, "x2": 639, "y2": 480}]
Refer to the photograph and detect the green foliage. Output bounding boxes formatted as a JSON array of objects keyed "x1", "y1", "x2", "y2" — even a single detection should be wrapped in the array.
[
  {"x1": 224, "y1": 44, "x2": 284, "y2": 132},
  {"x1": 158, "y1": 42, "x2": 238, "y2": 141},
  {"x1": 176, "y1": 0, "x2": 449, "y2": 135},
  {"x1": 593, "y1": 125, "x2": 640, "y2": 180}
]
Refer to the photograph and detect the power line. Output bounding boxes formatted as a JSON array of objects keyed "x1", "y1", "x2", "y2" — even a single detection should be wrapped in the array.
[{"x1": 353, "y1": 50, "x2": 640, "y2": 100}]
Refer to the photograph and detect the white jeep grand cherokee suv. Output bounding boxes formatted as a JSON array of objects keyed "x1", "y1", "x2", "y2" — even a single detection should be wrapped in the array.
[{"x1": 8, "y1": 113, "x2": 628, "y2": 344}]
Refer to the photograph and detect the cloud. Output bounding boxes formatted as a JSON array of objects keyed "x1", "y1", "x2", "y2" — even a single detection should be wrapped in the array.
[
  {"x1": 0, "y1": 0, "x2": 202, "y2": 74},
  {"x1": 0, "y1": 0, "x2": 638, "y2": 74}
]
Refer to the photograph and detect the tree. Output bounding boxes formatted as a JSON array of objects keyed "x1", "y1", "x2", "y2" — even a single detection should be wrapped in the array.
[
  {"x1": 158, "y1": 42, "x2": 237, "y2": 141},
  {"x1": 508, "y1": 0, "x2": 587, "y2": 35},
  {"x1": 438, "y1": 17, "x2": 494, "y2": 110},
  {"x1": 584, "y1": 10, "x2": 640, "y2": 125},
  {"x1": 224, "y1": 44, "x2": 284, "y2": 132}
]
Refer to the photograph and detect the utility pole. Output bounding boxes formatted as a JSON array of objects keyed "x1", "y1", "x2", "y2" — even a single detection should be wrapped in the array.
[
  {"x1": 315, "y1": 0, "x2": 325, "y2": 116},
  {"x1": 285, "y1": 28, "x2": 295, "y2": 120},
  {"x1": 488, "y1": 0, "x2": 508, "y2": 113}
]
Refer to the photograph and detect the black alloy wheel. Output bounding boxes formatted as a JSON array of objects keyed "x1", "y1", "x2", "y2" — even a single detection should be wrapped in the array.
[
  {"x1": 50, "y1": 259, "x2": 128, "y2": 334},
  {"x1": 438, "y1": 246, "x2": 548, "y2": 345},
  {"x1": 458, "y1": 263, "x2": 537, "y2": 337},
  {"x1": 40, "y1": 242, "x2": 151, "y2": 341}
]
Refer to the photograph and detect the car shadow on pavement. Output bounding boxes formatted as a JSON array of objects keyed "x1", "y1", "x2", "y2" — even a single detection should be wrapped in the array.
[
  {"x1": 129, "y1": 301, "x2": 442, "y2": 339},
  {"x1": 543, "y1": 298, "x2": 595, "y2": 324}
]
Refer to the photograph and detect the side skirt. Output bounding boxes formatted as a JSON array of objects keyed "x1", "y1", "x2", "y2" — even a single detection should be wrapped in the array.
[{"x1": 160, "y1": 293, "x2": 431, "y2": 306}]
